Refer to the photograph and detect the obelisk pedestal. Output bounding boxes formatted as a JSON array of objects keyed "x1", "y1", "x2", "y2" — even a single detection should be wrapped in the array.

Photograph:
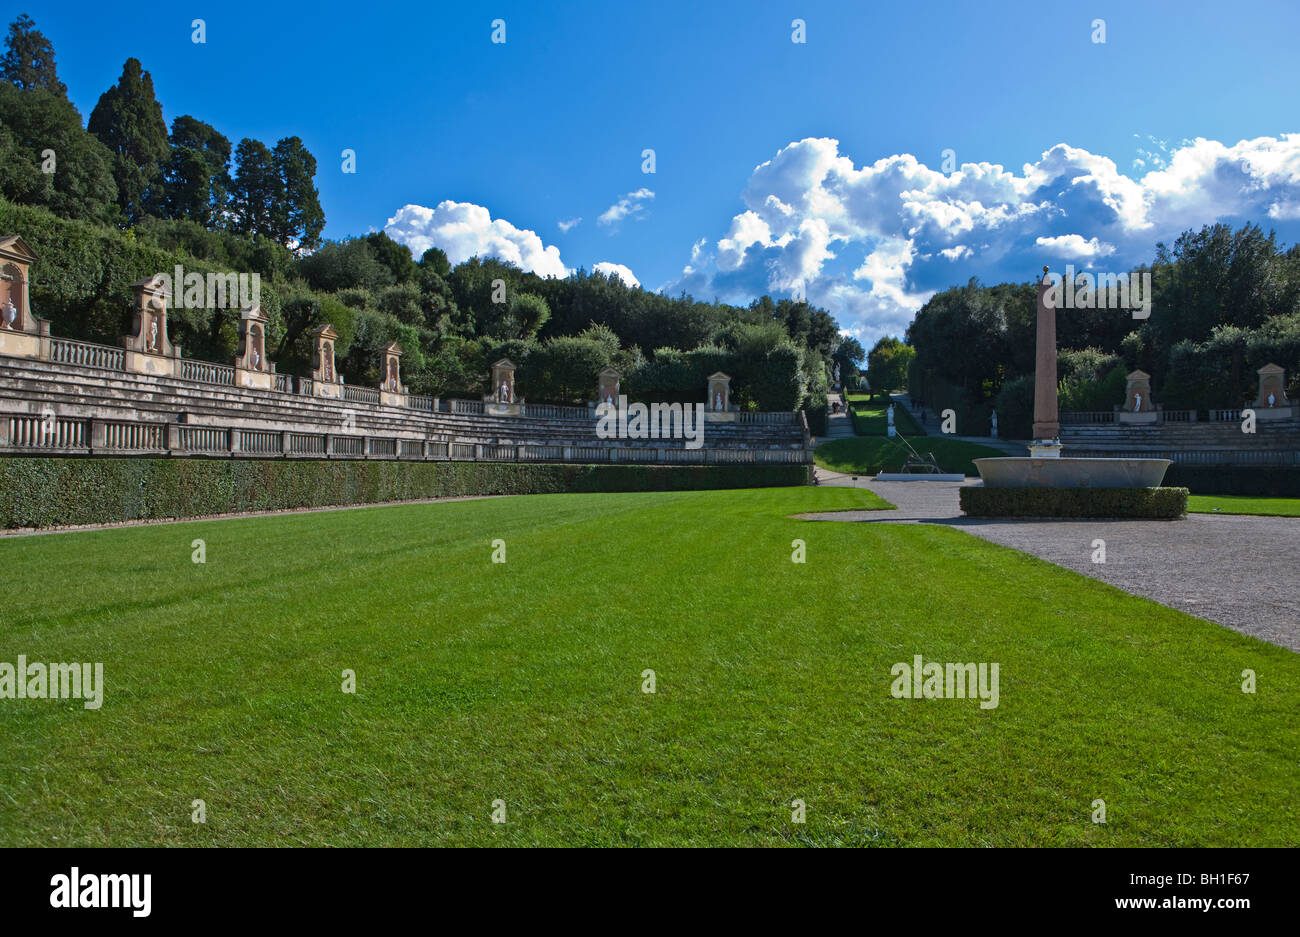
[{"x1": 1029, "y1": 265, "x2": 1062, "y2": 459}]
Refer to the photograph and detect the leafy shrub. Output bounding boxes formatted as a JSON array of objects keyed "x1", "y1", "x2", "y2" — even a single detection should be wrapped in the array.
[{"x1": 959, "y1": 486, "x2": 1188, "y2": 518}]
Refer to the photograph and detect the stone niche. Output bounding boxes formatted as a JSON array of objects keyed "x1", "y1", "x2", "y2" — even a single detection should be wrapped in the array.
[
  {"x1": 380, "y1": 341, "x2": 407, "y2": 406},
  {"x1": 596, "y1": 366, "x2": 621, "y2": 407},
  {"x1": 705, "y1": 371, "x2": 736, "y2": 423},
  {"x1": 122, "y1": 274, "x2": 181, "y2": 376},
  {"x1": 1118, "y1": 369, "x2": 1157, "y2": 424},
  {"x1": 234, "y1": 305, "x2": 275, "y2": 390},
  {"x1": 311, "y1": 324, "x2": 341, "y2": 398},
  {"x1": 1253, "y1": 363, "x2": 1292, "y2": 420},
  {"x1": 0, "y1": 235, "x2": 47, "y2": 361},
  {"x1": 485, "y1": 357, "x2": 521, "y2": 415}
]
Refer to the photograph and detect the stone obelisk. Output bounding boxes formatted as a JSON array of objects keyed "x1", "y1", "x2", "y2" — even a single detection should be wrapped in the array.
[{"x1": 1030, "y1": 266, "x2": 1062, "y2": 458}]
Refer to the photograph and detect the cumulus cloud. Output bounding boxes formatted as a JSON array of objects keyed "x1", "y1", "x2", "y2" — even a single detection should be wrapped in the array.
[
  {"x1": 1034, "y1": 234, "x2": 1116, "y2": 260},
  {"x1": 385, "y1": 201, "x2": 569, "y2": 279},
  {"x1": 670, "y1": 133, "x2": 1300, "y2": 346},
  {"x1": 593, "y1": 261, "x2": 639, "y2": 287},
  {"x1": 598, "y1": 188, "x2": 654, "y2": 227},
  {"x1": 557, "y1": 217, "x2": 582, "y2": 232}
]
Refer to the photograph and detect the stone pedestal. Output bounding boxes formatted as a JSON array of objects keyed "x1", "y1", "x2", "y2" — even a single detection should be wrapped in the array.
[
  {"x1": 121, "y1": 274, "x2": 181, "y2": 376},
  {"x1": 1253, "y1": 363, "x2": 1288, "y2": 419},
  {"x1": 311, "y1": 323, "x2": 341, "y2": 398},
  {"x1": 1027, "y1": 441, "x2": 1062, "y2": 459},
  {"x1": 0, "y1": 235, "x2": 44, "y2": 360},
  {"x1": 486, "y1": 357, "x2": 517, "y2": 407},
  {"x1": 234, "y1": 305, "x2": 274, "y2": 390},
  {"x1": 596, "y1": 366, "x2": 621, "y2": 408},
  {"x1": 706, "y1": 371, "x2": 732, "y2": 415},
  {"x1": 380, "y1": 342, "x2": 407, "y2": 406},
  {"x1": 1118, "y1": 369, "x2": 1156, "y2": 423}
]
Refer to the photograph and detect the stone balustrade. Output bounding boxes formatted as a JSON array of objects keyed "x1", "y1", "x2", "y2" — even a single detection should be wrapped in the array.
[{"x1": 0, "y1": 412, "x2": 813, "y2": 465}]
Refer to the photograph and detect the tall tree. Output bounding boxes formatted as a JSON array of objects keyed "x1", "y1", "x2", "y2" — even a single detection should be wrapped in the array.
[
  {"x1": 229, "y1": 138, "x2": 279, "y2": 239},
  {"x1": 88, "y1": 58, "x2": 169, "y2": 224},
  {"x1": 164, "y1": 115, "x2": 231, "y2": 226},
  {"x1": 0, "y1": 14, "x2": 67, "y2": 98},
  {"x1": 271, "y1": 136, "x2": 324, "y2": 251},
  {"x1": 866, "y1": 335, "x2": 916, "y2": 394},
  {"x1": 0, "y1": 83, "x2": 117, "y2": 222}
]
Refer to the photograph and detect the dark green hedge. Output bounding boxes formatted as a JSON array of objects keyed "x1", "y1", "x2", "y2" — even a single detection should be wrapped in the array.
[
  {"x1": 805, "y1": 403, "x2": 828, "y2": 437},
  {"x1": 1164, "y1": 465, "x2": 1300, "y2": 497},
  {"x1": 959, "y1": 485, "x2": 1188, "y2": 519},
  {"x1": 0, "y1": 458, "x2": 812, "y2": 529}
]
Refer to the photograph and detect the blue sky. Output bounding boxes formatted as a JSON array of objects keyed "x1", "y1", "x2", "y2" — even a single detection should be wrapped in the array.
[{"x1": 32, "y1": 0, "x2": 1300, "y2": 344}]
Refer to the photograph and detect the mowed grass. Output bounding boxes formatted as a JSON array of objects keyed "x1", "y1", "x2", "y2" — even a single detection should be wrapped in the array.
[
  {"x1": 1187, "y1": 495, "x2": 1300, "y2": 517},
  {"x1": 845, "y1": 396, "x2": 925, "y2": 436},
  {"x1": 1, "y1": 485, "x2": 1297, "y2": 847},
  {"x1": 816, "y1": 435, "x2": 1008, "y2": 476}
]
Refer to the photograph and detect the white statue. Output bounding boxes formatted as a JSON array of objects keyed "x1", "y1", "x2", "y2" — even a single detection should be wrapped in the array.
[
  {"x1": 887, "y1": 403, "x2": 896, "y2": 425},
  {"x1": 499, "y1": 380, "x2": 509, "y2": 403},
  {"x1": 714, "y1": 390, "x2": 722, "y2": 411},
  {"x1": 252, "y1": 347, "x2": 261, "y2": 370},
  {"x1": 2, "y1": 298, "x2": 16, "y2": 328},
  {"x1": 1268, "y1": 392, "x2": 1276, "y2": 408},
  {"x1": 148, "y1": 319, "x2": 158, "y2": 351},
  {"x1": 991, "y1": 410, "x2": 998, "y2": 438},
  {"x1": 887, "y1": 403, "x2": 896, "y2": 437},
  {"x1": 1133, "y1": 392, "x2": 1142, "y2": 412},
  {"x1": 604, "y1": 393, "x2": 613, "y2": 406}
]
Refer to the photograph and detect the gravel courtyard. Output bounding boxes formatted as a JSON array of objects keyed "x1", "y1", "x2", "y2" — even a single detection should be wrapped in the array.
[{"x1": 804, "y1": 472, "x2": 1300, "y2": 652}]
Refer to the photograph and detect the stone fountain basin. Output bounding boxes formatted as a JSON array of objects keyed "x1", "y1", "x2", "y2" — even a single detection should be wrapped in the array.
[{"x1": 974, "y1": 457, "x2": 1172, "y2": 488}]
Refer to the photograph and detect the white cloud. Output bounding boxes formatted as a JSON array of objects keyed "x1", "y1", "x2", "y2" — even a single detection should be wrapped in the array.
[
  {"x1": 385, "y1": 201, "x2": 569, "y2": 279},
  {"x1": 592, "y1": 262, "x2": 639, "y2": 287},
  {"x1": 671, "y1": 133, "x2": 1300, "y2": 347},
  {"x1": 598, "y1": 188, "x2": 655, "y2": 227},
  {"x1": 1034, "y1": 234, "x2": 1116, "y2": 261},
  {"x1": 557, "y1": 217, "x2": 582, "y2": 232}
]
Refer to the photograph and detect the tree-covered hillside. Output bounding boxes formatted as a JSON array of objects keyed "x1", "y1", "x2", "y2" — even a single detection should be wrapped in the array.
[
  {"x1": 904, "y1": 223, "x2": 1300, "y2": 439},
  {"x1": 0, "y1": 14, "x2": 858, "y2": 426}
]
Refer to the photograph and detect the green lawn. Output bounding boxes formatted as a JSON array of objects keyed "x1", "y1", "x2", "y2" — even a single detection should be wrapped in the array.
[
  {"x1": 1187, "y1": 495, "x2": 1300, "y2": 517},
  {"x1": 816, "y1": 435, "x2": 1008, "y2": 476},
  {"x1": 1, "y1": 485, "x2": 1296, "y2": 846},
  {"x1": 846, "y1": 397, "x2": 925, "y2": 436}
]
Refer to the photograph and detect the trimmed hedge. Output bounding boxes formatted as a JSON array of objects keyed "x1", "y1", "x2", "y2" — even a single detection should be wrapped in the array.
[
  {"x1": 959, "y1": 486, "x2": 1188, "y2": 519},
  {"x1": 1164, "y1": 465, "x2": 1300, "y2": 497},
  {"x1": 0, "y1": 458, "x2": 812, "y2": 529}
]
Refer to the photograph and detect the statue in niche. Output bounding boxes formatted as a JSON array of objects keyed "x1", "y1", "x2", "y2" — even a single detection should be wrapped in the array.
[
  {"x1": 1268, "y1": 392, "x2": 1277, "y2": 408},
  {"x1": 1133, "y1": 392, "x2": 1143, "y2": 412},
  {"x1": 499, "y1": 380, "x2": 510, "y2": 403},
  {"x1": 388, "y1": 360, "x2": 400, "y2": 392},
  {"x1": 2, "y1": 298, "x2": 16, "y2": 329},
  {"x1": 145, "y1": 315, "x2": 158, "y2": 352},
  {"x1": 322, "y1": 342, "x2": 333, "y2": 382},
  {"x1": 713, "y1": 389, "x2": 722, "y2": 411}
]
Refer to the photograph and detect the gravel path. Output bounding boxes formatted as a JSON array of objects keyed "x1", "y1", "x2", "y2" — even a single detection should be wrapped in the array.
[{"x1": 806, "y1": 471, "x2": 1300, "y2": 652}]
